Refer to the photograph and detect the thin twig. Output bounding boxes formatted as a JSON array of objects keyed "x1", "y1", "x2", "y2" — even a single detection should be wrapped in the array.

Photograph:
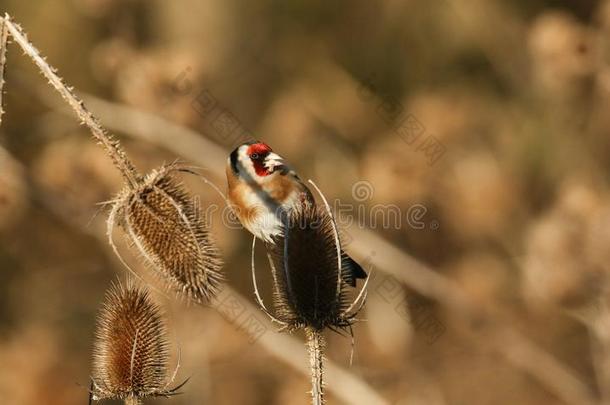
[{"x1": 1, "y1": 14, "x2": 138, "y2": 187}]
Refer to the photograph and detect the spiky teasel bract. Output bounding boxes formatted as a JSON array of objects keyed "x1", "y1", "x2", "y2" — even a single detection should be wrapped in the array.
[
  {"x1": 91, "y1": 280, "x2": 185, "y2": 404},
  {"x1": 108, "y1": 163, "x2": 224, "y2": 304}
]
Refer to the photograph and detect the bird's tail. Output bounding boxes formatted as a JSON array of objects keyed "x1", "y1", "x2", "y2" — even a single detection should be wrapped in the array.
[{"x1": 341, "y1": 252, "x2": 367, "y2": 287}]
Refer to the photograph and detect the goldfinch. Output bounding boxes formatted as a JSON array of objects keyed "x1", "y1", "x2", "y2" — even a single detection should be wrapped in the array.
[{"x1": 226, "y1": 141, "x2": 367, "y2": 286}]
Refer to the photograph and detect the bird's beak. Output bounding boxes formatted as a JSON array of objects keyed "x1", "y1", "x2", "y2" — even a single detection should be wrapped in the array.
[{"x1": 264, "y1": 152, "x2": 286, "y2": 173}]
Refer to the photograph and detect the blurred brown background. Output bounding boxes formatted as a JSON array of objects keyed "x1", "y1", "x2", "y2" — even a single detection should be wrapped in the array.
[{"x1": 0, "y1": 0, "x2": 609, "y2": 404}]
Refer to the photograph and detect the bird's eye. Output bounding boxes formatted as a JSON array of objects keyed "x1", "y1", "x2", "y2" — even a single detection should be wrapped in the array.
[{"x1": 250, "y1": 153, "x2": 260, "y2": 160}]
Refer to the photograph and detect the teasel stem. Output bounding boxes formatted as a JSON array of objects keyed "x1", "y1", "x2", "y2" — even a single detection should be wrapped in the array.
[
  {"x1": 124, "y1": 396, "x2": 143, "y2": 405},
  {"x1": 306, "y1": 327, "x2": 326, "y2": 405},
  {"x1": 0, "y1": 16, "x2": 8, "y2": 127},
  {"x1": 0, "y1": 14, "x2": 139, "y2": 188}
]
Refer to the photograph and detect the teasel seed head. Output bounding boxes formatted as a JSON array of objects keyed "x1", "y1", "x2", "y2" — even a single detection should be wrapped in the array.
[
  {"x1": 108, "y1": 164, "x2": 224, "y2": 304},
  {"x1": 268, "y1": 204, "x2": 352, "y2": 332},
  {"x1": 91, "y1": 279, "x2": 181, "y2": 402}
]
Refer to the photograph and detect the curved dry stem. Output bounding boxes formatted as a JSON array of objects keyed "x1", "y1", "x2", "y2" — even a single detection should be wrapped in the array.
[
  {"x1": 1, "y1": 14, "x2": 138, "y2": 187},
  {"x1": 176, "y1": 167, "x2": 229, "y2": 203},
  {"x1": 163, "y1": 346, "x2": 182, "y2": 393},
  {"x1": 251, "y1": 236, "x2": 287, "y2": 326},
  {"x1": 343, "y1": 271, "x2": 371, "y2": 319},
  {"x1": 266, "y1": 251, "x2": 281, "y2": 290},
  {"x1": 306, "y1": 327, "x2": 326, "y2": 405}
]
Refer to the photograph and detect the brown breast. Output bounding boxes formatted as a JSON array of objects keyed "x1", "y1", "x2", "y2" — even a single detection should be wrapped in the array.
[{"x1": 226, "y1": 165, "x2": 312, "y2": 227}]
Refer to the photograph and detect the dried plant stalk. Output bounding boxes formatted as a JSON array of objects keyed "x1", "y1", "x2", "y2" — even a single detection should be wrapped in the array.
[
  {"x1": 91, "y1": 280, "x2": 182, "y2": 404},
  {"x1": 306, "y1": 328, "x2": 326, "y2": 405},
  {"x1": 0, "y1": 14, "x2": 137, "y2": 186},
  {"x1": 0, "y1": 16, "x2": 7, "y2": 126}
]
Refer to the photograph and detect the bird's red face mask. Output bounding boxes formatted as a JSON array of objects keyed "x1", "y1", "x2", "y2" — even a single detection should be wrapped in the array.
[{"x1": 246, "y1": 143, "x2": 276, "y2": 176}]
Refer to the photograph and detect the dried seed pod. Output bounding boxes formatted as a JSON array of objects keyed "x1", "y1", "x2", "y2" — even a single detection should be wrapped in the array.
[
  {"x1": 268, "y1": 204, "x2": 352, "y2": 331},
  {"x1": 91, "y1": 280, "x2": 181, "y2": 403},
  {"x1": 109, "y1": 164, "x2": 223, "y2": 304}
]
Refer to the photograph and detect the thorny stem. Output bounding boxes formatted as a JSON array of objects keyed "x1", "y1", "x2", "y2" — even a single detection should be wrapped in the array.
[
  {"x1": 0, "y1": 14, "x2": 139, "y2": 188},
  {"x1": 306, "y1": 327, "x2": 325, "y2": 405},
  {"x1": 124, "y1": 395, "x2": 143, "y2": 405},
  {"x1": 0, "y1": 16, "x2": 8, "y2": 126}
]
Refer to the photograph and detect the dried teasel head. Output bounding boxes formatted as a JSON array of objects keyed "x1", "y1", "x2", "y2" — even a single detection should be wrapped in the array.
[
  {"x1": 266, "y1": 204, "x2": 361, "y2": 332},
  {"x1": 91, "y1": 280, "x2": 184, "y2": 403},
  {"x1": 108, "y1": 164, "x2": 223, "y2": 304}
]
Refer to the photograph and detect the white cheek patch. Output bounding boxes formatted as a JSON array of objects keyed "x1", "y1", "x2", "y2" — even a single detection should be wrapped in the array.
[
  {"x1": 264, "y1": 152, "x2": 284, "y2": 171},
  {"x1": 237, "y1": 149, "x2": 259, "y2": 179}
]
